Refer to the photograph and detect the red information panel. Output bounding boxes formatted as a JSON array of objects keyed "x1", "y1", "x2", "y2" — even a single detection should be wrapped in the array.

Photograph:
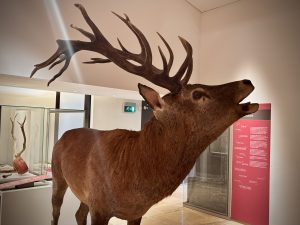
[{"x1": 231, "y1": 104, "x2": 271, "y2": 225}]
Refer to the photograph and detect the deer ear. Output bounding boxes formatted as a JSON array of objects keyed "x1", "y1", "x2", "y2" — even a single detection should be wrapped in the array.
[{"x1": 138, "y1": 83, "x2": 164, "y2": 110}]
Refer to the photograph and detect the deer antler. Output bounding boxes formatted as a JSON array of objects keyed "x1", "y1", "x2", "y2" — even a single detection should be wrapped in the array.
[
  {"x1": 9, "y1": 115, "x2": 29, "y2": 175},
  {"x1": 30, "y1": 4, "x2": 193, "y2": 93},
  {"x1": 10, "y1": 114, "x2": 18, "y2": 141},
  {"x1": 15, "y1": 116, "x2": 27, "y2": 158}
]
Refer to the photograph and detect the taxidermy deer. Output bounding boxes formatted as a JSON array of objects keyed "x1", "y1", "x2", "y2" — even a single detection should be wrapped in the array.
[{"x1": 31, "y1": 4, "x2": 258, "y2": 225}]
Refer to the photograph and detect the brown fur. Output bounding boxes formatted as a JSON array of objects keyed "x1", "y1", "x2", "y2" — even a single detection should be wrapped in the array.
[{"x1": 51, "y1": 81, "x2": 258, "y2": 225}]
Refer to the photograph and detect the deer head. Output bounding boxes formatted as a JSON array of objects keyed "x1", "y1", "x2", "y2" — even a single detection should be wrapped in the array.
[{"x1": 140, "y1": 80, "x2": 258, "y2": 145}]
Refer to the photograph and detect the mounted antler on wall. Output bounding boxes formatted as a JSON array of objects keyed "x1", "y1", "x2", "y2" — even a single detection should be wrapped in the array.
[{"x1": 31, "y1": 4, "x2": 258, "y2": 225}]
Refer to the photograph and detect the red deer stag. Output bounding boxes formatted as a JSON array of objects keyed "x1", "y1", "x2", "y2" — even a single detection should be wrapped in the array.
[{"x1": 31, "y1": 4, "x2": 258, "y2": 225}]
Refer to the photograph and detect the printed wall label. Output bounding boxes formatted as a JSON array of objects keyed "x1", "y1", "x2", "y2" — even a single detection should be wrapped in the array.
[{"x1": 231, "y1": 103, "x2": 271, "y2": 225}]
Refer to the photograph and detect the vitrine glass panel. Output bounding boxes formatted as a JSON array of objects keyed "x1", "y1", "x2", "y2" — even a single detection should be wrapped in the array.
[
  {"x1": 0, "y1": 105, "x2": 86, "y2": 185},
  {"x1": 185, "y1": 128, "x2": 230, "y2": 216}
]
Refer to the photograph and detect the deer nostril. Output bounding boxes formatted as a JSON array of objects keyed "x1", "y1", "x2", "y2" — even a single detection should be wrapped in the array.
[{"x1": 243, "y1": 79, "x2": 252, "y2": 85}]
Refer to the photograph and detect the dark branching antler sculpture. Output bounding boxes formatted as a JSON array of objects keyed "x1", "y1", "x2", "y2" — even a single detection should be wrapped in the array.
[{"x1": 31, "y1": 4, "x2": 193, "y2": 93}]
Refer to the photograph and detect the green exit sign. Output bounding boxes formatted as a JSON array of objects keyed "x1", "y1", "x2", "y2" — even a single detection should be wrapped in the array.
[{"x1": 124, "y1": 102, "x2": 136, "y2": 113}]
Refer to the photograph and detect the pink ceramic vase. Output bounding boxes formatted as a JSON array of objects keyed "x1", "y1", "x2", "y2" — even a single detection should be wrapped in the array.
[{"x1": 13, "y1": 156, "x2": 28, "y2": 174}]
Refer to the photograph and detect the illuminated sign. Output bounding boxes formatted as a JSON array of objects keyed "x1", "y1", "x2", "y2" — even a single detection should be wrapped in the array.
[{"x1": 124, "y1": 102, "x2": 136, "y2": 113}]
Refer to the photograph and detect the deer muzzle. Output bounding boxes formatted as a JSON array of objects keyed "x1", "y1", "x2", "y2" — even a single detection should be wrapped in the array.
[
  {"x1": 237, "y1": 80, "x2": 259, "y2": 115},
  {"x1": 239, "y1": 102, "x2": 259, "y2": 114}
]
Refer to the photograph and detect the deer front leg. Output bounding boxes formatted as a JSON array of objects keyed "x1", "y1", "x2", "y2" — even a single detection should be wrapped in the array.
[
  {"x1": 75, "y1": 202, "x2": 89, "y2": 225},
  {"x1": 127, "y1": 217, "x2": 142, "y2": 225}
]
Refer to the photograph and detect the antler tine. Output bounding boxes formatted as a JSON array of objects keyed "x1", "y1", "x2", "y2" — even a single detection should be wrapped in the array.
[
  {"x1": 112, "y1": 12, "x2": 152, "y2": 66},
  {"x1": 157, "y1": 32, "x2": 174, "y2": 73},
  {"x1": 158, "y1": 46, "x2": 168, "y2": 74},
  {"x1": 181, "y1": 59, "x2": 193, "y2": 85},
  {"x1": 30, "y1": 48, "x2": 62, "y2": 78},
  {"x1": 117, "y1": 38, "x2": 135, "y2": 55},
  {"x1": 179, "y1": 38, "x2": 193, "y2": 85},
  {"x1": 47, "y1": 57, "x2": 71, "y2": 86},
  {"x1": 31, "y1": 38, "x2": 82, "y2": 85},
  {"x1": 74, "y1": 4, "x2": 109, "y2": 44},
  {"x1": 17, "y1": 116, "x2": 26, "y2": 127},
  {"x1": 70, "y1": 24, "x2": 96, "y2": 42},
  {"x1": 16, "y1": 116, "x2": 27, "y2": 157},
  {"x1": 173, "y1": 36, "x2": 193, "y2": 82},
  {"x1": 49, "y1": 55, "x2": 66, "y2": 70},
  {"x1": 10, "y1": 113, "x2": 18, "y2": 141}
]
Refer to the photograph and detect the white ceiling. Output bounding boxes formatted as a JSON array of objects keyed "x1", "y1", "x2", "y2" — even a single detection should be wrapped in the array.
[{"x1": 186, "y1": 0, "x2": 241, "y2": 13}]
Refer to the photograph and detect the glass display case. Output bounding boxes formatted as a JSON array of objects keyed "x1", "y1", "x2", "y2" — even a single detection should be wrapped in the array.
[
  {"x1": 184, "y1": 128, "x2": 230, "y2": 216},
  {"x1": 0, "y1": 105, "x2": 47, "y2": 185},
  {"x1": 0, "y1": 105, "x2": 86, "y2": 188}
]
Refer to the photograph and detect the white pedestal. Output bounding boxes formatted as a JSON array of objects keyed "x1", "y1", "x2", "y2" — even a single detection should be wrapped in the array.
[{"x1": 0, "y1": 182, "x2": 88, "y2": 225}]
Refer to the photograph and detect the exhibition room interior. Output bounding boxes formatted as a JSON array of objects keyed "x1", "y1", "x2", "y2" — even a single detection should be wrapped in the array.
[{"x1": 0, "y1": 0, "x2": 299, "y2": 225}]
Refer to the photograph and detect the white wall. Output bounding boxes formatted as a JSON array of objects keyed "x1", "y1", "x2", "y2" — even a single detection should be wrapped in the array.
[
  {"x1": 0, "y1": 0, "x2": 201, "y2": 94},
  {"x1": 92, "y1": 95, "x2": 142, "y2": 131},
  {"x1": 197, "y1": 0, "x2": 300, "y2": 224}
]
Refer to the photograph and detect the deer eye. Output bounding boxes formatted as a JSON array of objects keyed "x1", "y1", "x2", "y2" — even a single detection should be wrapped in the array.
[{"x1": 192, "y1": 90, "x2": 210, "y2": 101}]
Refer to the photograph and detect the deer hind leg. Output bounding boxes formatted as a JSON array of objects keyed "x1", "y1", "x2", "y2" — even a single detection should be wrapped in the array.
[
  {"x1": 51, "y1": 177, "x2": 68, "y2": 225},
  {"x1": 75, "y1": 202, "x2": 89, "y2": 225},
  {"x1": 51, "y1": 174, "x2": 68, "y2": 225},
  {"x1": 90, "y1": 211, "x2": 110, "y2": 225},
  {"x1": 127, "y1": 217, "x2": 142, "y2": 225}
]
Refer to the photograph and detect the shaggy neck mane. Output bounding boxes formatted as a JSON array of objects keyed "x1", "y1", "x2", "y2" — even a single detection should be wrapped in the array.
[{"x1": 112, "y1": 116, "x2": 210, "y2": 203}]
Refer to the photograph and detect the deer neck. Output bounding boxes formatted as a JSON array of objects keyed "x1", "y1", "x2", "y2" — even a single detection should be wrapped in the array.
[
  {"x1": 138, "y1": 117, "x2": 209, "y2": 196},
  {"x1": 141, "y1": 116, "x2": 209, "y2": 154}
]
